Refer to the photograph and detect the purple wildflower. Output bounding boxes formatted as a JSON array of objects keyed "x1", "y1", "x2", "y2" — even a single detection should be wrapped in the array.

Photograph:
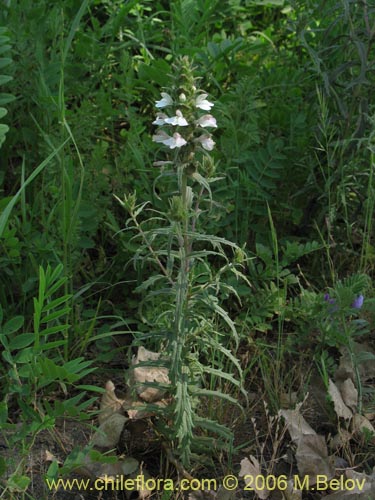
[
  {"x1": 351, "y1": 294, "x2": 364, "y2": 309},
  {"x1": 324, "y1": 293, "x2": 336, "y2": 305}
]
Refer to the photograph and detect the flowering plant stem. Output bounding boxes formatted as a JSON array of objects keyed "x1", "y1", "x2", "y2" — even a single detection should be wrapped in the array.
[{"x1": 117, "y1": 57, "x2": 245, "y2": 466}]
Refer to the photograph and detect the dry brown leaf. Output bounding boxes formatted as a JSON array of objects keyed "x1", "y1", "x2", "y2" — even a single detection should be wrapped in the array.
[
  {"x1": 44, "y1": 450, "x2": 62, "y2": 464},
  {"x1": 92, "y1": 413, "x2": 127, "y2": 448},
  {"x1": 282, "y1": 479, "x2": 302, "y2": 500},
  {"x1": 351, "y1": 414, "x2": 375, "y2": 437},
  {"x1": 328, "y1": 379, "x2": 353, "y2": 420},
  {"x1": 295, "y1": 433, "x2": 335, "y2": 485},
  {"x1": 126, "y1": 398, "x2": 169, "y2": 419},
  {"x1": 280, "y1": 391, "x2": 298, "y2": 409},
  {"x1": 239, "y1": 456, "x2": 270, "y2": 499},
  {"x1": 279, "y1": 404, "x2": 316, "y2": 443},
  {"x1": 188, "y1": 489, "x2": 235, "y2": 500},
  {"x1": 323, "y1": 468, "x2": 375, "y2": 498},
  {"x1": 329, "y1": 429, "x2": 352, "y2": 450},
  {"x1": 337, "y1": 344, "x2": 375, "y2": 383},
  {"x1": 99, "y1": 380, "x2": 126, "y2": 424},
  {"x1": 132, "y1": 346, "x2": 170, "y2": 403},
  {"x1": 339, "y1": 378, "x2": 358, "y2": 412}
]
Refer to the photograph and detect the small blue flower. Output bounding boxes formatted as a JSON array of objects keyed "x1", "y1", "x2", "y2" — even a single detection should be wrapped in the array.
[
  {"x1": 324, "y1": 293, "x2": 336, "y2": 305},
  {"x1": 351, "y1": 294, "x2": 364, "y2": 309}
]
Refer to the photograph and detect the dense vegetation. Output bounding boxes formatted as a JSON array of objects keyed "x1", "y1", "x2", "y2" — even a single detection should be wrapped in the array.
[{"x1": 0, "y1": 1, "x2": 374, "y2": 499}]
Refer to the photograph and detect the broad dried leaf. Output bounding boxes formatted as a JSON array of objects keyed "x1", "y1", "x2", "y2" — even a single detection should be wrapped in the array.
[
  {"x1": 328, "y1": 379, "x2": 352, "y2": 420},
  {"x1": 99, "y1": 380, "x2": 125, "y2": 424},
  {"x1": 330, "y1": 429, "x2": 352, "y2": 450},
  {"x1": 239, "y1": 456, "x2": 269, "y2": 499},
  {"x1": 92, "y1": 413, "x2": 127, "y2": 448},
  {"x1": 324, "y1": 468, "x2": 375, "y2": 498},
  {"x1": 295, "y1": 434, "x2": 335, "y2": 485},
  {"x1": 337, "y1": 343, "x2": 375, "y2": 383},
  {"x1": 188, "y1": 489, "x2": 235, "y2": 500},
  {"x1": 280, "y1": 391, "x2": 298, "y2": 409},
  {"x1": 126, "y1": 399, "x2": 169, "y2": 419},
  {"x1": 79, "y1": 454, "x2": 139, "y2": 479},
  {"x1": 132, "y1": 346, "x2": 170, "y2": 402},
  {"x1": 339, "y1": 378, "x2": 358, "y2": 412},
  {"x1": 44, "y1": 450, "x2": 62, "y2": 464},
  {"x1": 279, "y1": 404, "x2": 316, "y2": 443},
  {"x1": 283, "y1": 479, "x2": 302, "y2": 500},
  {"x1": 351, "y1": 414, "x2": 375, "y2": 437}
]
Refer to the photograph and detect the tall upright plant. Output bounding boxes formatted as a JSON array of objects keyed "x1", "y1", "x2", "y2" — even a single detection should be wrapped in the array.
[{"x1": 116, "y1": 57, "x2": 248, "y2": 465}]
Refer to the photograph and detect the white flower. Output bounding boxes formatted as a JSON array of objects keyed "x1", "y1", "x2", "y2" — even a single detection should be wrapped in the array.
[
  {"x1": 163, "y1": 132, "x2": 187, "y2": 149},
  {"x1": 152, "y1": 113, "x2": 168, "y2": 125},
  {"x1": 153, "y1": 160, "x2": 174, "y2": 167},
  {"x1": 195, "y1": 93, "x2": 214, "y2": 111},
  {"x1": 179, "y1": 93, "x2": 187, "y2": 102},
  {"x1": 164, "y1": 110, "x2": 188, "y2": 126},
  {"x1": 152, "y1": 131, "x2": 187, "y2": 149},
  {"x1": 155, "y1": 92, "x2": 173, "y2": 108},
  {"x1": 152, "y1": 130, "x2": 171, "y2": 143},
  {"x1": 196, "y1": 134, "x2": 215, "y2": 151},
  {"x1": 196, "y1": 114, "x2": 217, "y2": 128}
]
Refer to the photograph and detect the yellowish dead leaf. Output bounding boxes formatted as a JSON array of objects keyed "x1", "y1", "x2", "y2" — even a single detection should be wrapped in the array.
[
  {"x1": 44, "y1": 450, "x2": 62, "y2": 464},
  {"x1": 239, "y1": 456, "x2": 269, "y2": 499},
  {"x1": 329, "y1": 429, "x2": 352, "y2": 450},
  {"x1": 132, "y1": 346, "x2": 170, "y2": 403},
  {"x1": 279, "y1": 404, "x2": 316, "y2": 443},
  {"x1": 99, "y1": 380, "x2": 126, "y2": 424},
  {"x1": 280, "y1": 391, "x2": 298, "y2": 409},
  {"x1": 328, "y1": 379, "x2": 353, "y2": 420},
  {"x1": 295, "y1": 433, "x2": 335, "y2": 485},
  {"x1": 324, "y1": 468, "x2": 375, "y2": 498},
  {"x1": 282, "y1": 479, "x2": 302, "y2": 500},
  {"x1": 339, "y1": 378, "x2": 358, "y2": 412},
  {"x1": 351, "y1": 414, "x2": 375, "y2": 437},
  {"x1": 92, "y1": 413, "x2": 127, "y2": 448}
]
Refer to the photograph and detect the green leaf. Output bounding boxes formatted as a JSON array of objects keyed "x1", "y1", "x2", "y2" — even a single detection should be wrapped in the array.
[
  {"x1": 192, "y1": 388, "x2": 240, "y2": 406},
  {"x1": 0, "y1": 93, "x2": 15, "y2": 105},
  {"x1": 0, "y1": 75, "x2": 12, "y2": 85},
  {"x1": 42, "y1": 295, "x2": 72, "y2": 312},
  {"x1": 41, "y1": 307, "x2": 71, "y2": 323},
  {"x1": 45, "y1": 277, "x2": 67, "y2": 298},
  {"x1": 42, "y1": 324, "x2": 70, "y2": 336},
  {"x1": 0, "y1": 44, "x2": 11, "y2": 55},
  {"x1": 0, "y1": 123, "x2": 9, "y2": 135},
  {"x1": 7, "y1": 474, "x2": 31, "y2": 492},
  {"x1": 75, "y1": 385, "x2": 106, "y2": 393},
  {"x1": 0, "y1": 138, "x2": 70, "y2": 238},
  {"x1": 14, "y1": 347, "x2": 34, "y2": 363},
  {"x1": 0, "y1": 400, "x2": 8, "y2": 425},
  {"x1": 0, "y1": 456, "x2": 6, "y2": 476},
  {"x1": 9, "y1": 333, "x2": 34, "y2": 350},
  {"x1": 0, "y1": 57, "x2": 12, "y2": 69},
  {"x1": 3, "y1": 316, "x2": 24, "y2": 335}
]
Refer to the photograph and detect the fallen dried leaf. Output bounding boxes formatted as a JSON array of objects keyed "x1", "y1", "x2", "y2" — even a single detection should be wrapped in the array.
[
  {"x1": 282, "y1": 479, "x2": 302, "y2": 500},
  {"x1": 295, "y1": 434, "x2": 335, "y2": 485},
  {"x1": 328, "y1": 379, "x2": 352, "y2": 420},
  {"x1": 339, "y1": 378, "x2": 358, "y2": 412},
  {"x1": 131, "y1": 346, "x2": 170, "y2": 403},
  {"x1": 351, "y1": 414, "x2": 375, "y2": 437},
  {"x1": 99, "y1": 380, "x2": 126, "y2": 424},
  {"x1": 44, "y1": 450, "x2": 62, "y2": 464},
  {"x1": 279, "y1": 404, "x2": 316, "y2": 443},
  {"x1": 239, "y1": 456, "x2": 269, "y2": 499},
  {"x1": 324, "y1": 468, "x2": 375, "y2": 498},
  {"x1": 92, "y1": 413, "x2": 127, "y2": 448}
]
